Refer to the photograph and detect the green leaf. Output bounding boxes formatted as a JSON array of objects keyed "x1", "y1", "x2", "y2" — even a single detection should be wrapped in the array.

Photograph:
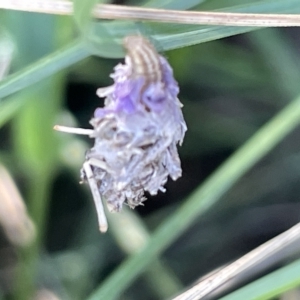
[
  {"x1": 88, "y1": 0, "x2": 300, "y2": 57},
  {"x1": 0, "y1": 95, "x2": 26, "y2": 128},
  {"x1": 102, "y1": 0, "x2": 204, "y2": 54},
  {"x1": 248, "y1": 28, "x2": 300, "y2": 100},
  {"x1": 13, "y1": 82, "x2": 59, "y2": 173},
  {"x1": 156, "y1": 0, "x2": 300, "y2": 50},
  {"x1": 220, "y1": 258, "x2": 300, "y2": 300},
  {"x1": 86, "y1": 92, "x2": 300, "y2": 299},
  {"x1": 73, "y1": 0, "x2": 100, "y2": 33},
  {"x1": 73, "y1": 0, "x2": 110, "y2": 56},
  {"x1": 0, "y1": 40, "x2": 89, "y2": 99}
]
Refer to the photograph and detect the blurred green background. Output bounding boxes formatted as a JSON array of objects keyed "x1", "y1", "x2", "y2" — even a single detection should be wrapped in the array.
[{"x1": 2, "y1": 0, "x2": 300, "y2": 299}]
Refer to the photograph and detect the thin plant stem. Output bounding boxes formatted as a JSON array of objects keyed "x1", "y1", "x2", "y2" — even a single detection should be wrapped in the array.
[
  {"x1": 219, "y1": 258, "x2": 300, "y2": 300},
  {"x1": 2, "y1": 0, "x2": 300, "y2": 27}
]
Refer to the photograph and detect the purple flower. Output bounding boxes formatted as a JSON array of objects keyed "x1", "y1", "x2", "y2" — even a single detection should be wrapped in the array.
[{"x1": 55, "y1": 35, "x2": 187, "y2": 232}]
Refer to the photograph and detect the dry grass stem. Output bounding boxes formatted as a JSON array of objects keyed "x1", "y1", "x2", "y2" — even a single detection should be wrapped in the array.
[
  {"x1": 53, "y1": 125, "x2": 94, "y2": 136},
  {"x1": 0, "y1": 164, "x2": 35, "y2": 246},
  {"x1": 1, "y1": 0, "x2": 300, "y2": 27},
  {"x1": 172, "y1": 221, "x2": 300, "y2": 300}
]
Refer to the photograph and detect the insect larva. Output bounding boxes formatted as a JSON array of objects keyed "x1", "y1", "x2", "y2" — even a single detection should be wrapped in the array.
[{"x1": 123, "y1": 35, "x2": 163, "y2": 84}]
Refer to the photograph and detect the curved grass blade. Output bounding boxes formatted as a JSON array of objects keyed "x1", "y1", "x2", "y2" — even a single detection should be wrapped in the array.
[
  {"x1": 73, "y1": 0, "x2": 99, "y2": 32},
  {"x1": 150, "y1": 0, "x2": 300, "y2": 49},
  {"x1": 0, "y1": 95, "x2": 27, "y2": 128},
  {"x1": 0, "y1": 40, "x2": 89, "y2": 99},
  {"x1": 248, "y1": 28, "x2": 300, "y2": 100},
  {"x1": 90, "y1": 0, "x2": 300, "y2": 57}
]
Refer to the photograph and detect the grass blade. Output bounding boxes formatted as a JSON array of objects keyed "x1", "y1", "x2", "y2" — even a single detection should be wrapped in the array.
[
  {"x1": 73, "y1": 0, "x2": 99, "y2": 32},
  {"x1": 90, "y1": 0, "x2": 300, "y2": 57},
  {"x1": 0, "y1": 40, "x2": 89, "y2": 99}
]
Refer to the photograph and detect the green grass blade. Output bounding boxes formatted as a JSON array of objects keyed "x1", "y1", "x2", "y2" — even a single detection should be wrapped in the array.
[
  {"x1": 156, "y1": 0, "x2": 300, "y2": 50},
  {"x1": 73, "y1": 0, "x2": 99, "y2": 32},
  {"x1": 0, "y1": 40, "x2": 89, "y2": 99},
  {"x1": 90, "y1": 0, "x2": 300, "y2": 57},
  {"x1": 86, "y1": 95, "x2": 300, "y2": 299},
  {"x1": 108, "y1": 208, "x2": 183, "y2": 298},
  {"x1": 220, "y1": 258, "x2": 300, "y2": 300},
  {"x1": 0, "y1": 95, "x2": 27, "y2": 128},
  {"x1": 248, "y1": 28, "x2": 300, "y2": 100}
]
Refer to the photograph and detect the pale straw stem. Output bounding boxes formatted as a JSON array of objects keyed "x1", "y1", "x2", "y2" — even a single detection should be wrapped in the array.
[
  {"x1": 172, "y1": 221, "x2": 300, "y2": 300},
  {"x1": 1, "y1": 0, "x2": 300, "y2": 27},
  {"x1": 83, "y1": 161, "x2": 108, "y2": 233},
  {"x1": 53, "y1": 125, "x2": 94, "y2": 136}
]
